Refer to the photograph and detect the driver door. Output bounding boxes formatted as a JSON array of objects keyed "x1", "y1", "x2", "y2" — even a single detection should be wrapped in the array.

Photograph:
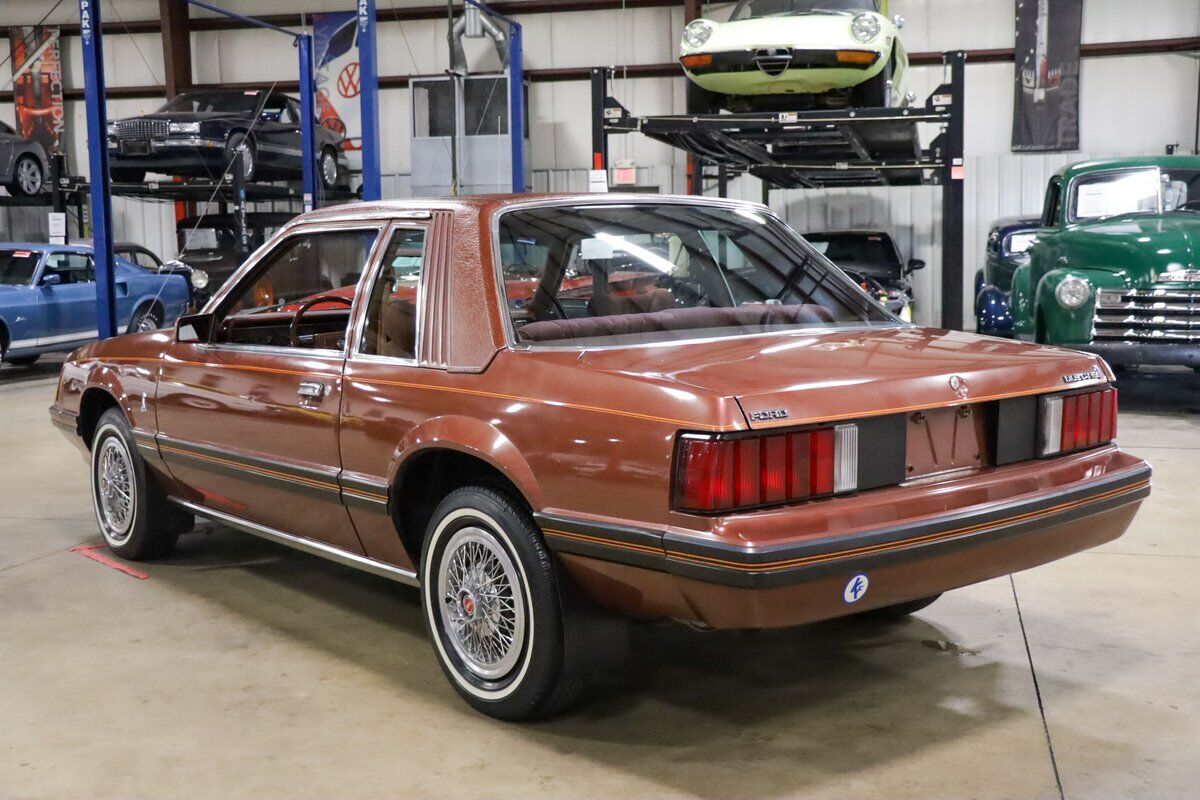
[{"x1": 155, "y1": 224, "x2": 383, "y2": 553}]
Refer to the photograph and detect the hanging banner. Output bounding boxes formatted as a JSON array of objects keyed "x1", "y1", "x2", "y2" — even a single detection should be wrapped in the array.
[
  {"x1": 313, "y1": 12, "x2": 362, "y2": 171},
  {"x1": 1012, "y1": 0, "x2": 1083, "y2": 152},
  {"x1": 7, "y1": 26, "x2": 66, "y2": 154}
]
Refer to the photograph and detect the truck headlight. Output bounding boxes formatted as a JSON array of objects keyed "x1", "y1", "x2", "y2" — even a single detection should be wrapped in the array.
[
  {"x1": 851, "y1": 13, "x2": 881, "y2": 43},
  {"x1": 169, "y1": 122, "x2": 201, "y2": 135},
  {"x1": 682, "y1": 20, "x2": 714, "y2": 49},
  {"x1": 189, "y1": 268, "x2": 210, "y2": 290},
  {"x1": 1055, "y1": 276, "x2": 1091, "y2": 309}
]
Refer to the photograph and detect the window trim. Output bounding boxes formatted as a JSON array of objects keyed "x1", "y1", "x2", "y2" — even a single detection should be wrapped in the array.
[
  {"x1": 347, "y1": 221, "x2": 431, "y2": 366},
  {"x1": 489, "y1": 196, "x2": 902, "y2": 352},
  {"x1": 197, "y1": 220, "x2": 387, "y2": 359}
]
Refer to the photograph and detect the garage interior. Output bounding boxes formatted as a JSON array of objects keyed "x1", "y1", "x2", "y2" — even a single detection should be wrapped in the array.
[{"x1": 2, "y1": 1, "x2": 1200, "y2": 798}]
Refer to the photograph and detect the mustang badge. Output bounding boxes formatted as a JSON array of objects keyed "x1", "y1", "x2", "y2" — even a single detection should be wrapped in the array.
[{"x1": 1062, "y1": 365, "x2": 1104, "y2": 384}]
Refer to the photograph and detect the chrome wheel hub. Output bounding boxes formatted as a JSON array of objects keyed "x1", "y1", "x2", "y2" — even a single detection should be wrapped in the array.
[
  {"x1": 321, "y1": 152, "x2": 337, "y2": 185},
  {"x1": 17, "y1": 159, "x2": 41, "y2": 194},
  {"x1": 97, "y1": 437, "x2": 134, "y2": 542},
  {"x1": 136, "y1": 313, "x2": 158, "y2": 332},
  {"x1": 437, "y1": 527, "x2": 525, "y2": 680}
]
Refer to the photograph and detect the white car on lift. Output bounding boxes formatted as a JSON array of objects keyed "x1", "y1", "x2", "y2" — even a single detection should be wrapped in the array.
[{"x1": 679, "y1": 0, "x2": 909, "y2": 112}]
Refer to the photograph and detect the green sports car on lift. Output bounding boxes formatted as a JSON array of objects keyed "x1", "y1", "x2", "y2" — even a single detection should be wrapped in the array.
[{"x1": 1011, "y1": 155, "x2": 1200, "y2": 369}]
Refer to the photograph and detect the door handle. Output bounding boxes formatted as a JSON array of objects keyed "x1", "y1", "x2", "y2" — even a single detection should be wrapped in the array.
[{"x1": 297, "y1": 381, "x2": 327, "y2": 401}]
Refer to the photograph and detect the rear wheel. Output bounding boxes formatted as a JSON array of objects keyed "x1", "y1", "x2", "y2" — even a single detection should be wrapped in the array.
[
  {"x1": 127, "y1": 304, "x2": 163, "y2": 334},
  {"x1": 421, "y1": 485, "x2": 579, "y2": 720},
  {"x1": 9, "y1": 154, "x2": 44, "y2": 196},
  {"x1": 90, "y1": 408, "x2": 192, "y2": 560}
]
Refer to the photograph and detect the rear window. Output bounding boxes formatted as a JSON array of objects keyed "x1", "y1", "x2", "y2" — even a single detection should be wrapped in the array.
[
  {"x1": 0, "y1": 250, "x2": 40, "y2": 285},
  {"x1": 497, "y1": 203, "x2": 894, "y2": 347}
]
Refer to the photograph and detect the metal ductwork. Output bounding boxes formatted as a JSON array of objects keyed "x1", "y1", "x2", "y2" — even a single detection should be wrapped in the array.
[{"x1": 450, "y1": 6, "x2": 508, "y2": 74}]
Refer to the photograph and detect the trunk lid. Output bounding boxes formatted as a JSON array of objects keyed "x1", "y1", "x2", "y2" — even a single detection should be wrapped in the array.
[{"x1": 575, "y1": 326, "x2": 1108, "y2": 429}]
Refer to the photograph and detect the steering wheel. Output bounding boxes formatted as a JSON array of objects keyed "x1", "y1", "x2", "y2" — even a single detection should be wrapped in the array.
[{"x1": 289, "y1": 294, "x2": 354, "y2": 348}]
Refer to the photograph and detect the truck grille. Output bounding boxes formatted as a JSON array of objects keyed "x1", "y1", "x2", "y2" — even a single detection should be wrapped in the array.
[
  {"x1": 113, "y1": 119, "x2": 170, "y2": 141},
  {"x1": 1093, "y1": 287, "x2": 1200, "y2": 343}
]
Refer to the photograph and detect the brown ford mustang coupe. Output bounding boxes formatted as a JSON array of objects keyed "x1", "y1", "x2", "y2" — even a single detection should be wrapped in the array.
[{"x1": 51, "y1": 195, "x2": 1150, "y2": 720}]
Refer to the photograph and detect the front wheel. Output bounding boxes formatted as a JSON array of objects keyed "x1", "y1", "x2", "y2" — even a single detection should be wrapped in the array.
[
  {"x1": 90, "y1": 408, "x2": 192, "y2": 560},
  {"x1": 421, "y1": 485, "x2": 579, "y2": 720},
  {"x1": 5, "y1": 354, "x2": 39, "y2": 366},
  {"x1": 319, "y1": 147, "x2": 340, "y2": 189},
  {"x1": 224, "y1": 133, "x2": 256, "y2": 182}
]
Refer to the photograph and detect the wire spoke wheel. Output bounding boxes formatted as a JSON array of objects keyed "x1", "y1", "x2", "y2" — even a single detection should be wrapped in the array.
[
  {"x1": 96, "y1": 437, "x2": 135, "y2": 543},
  {"x1": 437, "y1": 526, "x2": 526, "y2": 681}
]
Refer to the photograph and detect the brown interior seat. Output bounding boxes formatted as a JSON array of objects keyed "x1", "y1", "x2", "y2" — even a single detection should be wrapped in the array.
[{"x1": 516, "y1": 303, "x2": 837, "y2": 343}]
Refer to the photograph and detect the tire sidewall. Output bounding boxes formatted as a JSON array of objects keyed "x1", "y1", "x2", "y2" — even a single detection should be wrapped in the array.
[
  {"x1": 90, "y1": 414, "x2": 144, "y2": 553},
  {"x1": 225, "y1": 133, "x2": 256, "y2": 181},
  {"x1": 129, "y1": 305, "x2": 163, "y2": 334},
  {"x1": 421, "y1": 488, "x2": 565, "y2": 718}
]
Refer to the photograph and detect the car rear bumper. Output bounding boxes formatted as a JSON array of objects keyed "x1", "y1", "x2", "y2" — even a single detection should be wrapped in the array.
[
  {"x1": 542, "y1": 451, "x2": 1150, "y2": 628},
  {"x1": 1079, "y1": 341, "x2": 1200, "y2": 368}
]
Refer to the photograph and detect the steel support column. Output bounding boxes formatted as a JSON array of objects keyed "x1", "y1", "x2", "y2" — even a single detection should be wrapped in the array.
[
  {"x1": 357, "y1": 0, "x2": 382, "y2": 200},
  {"x1": 79, "y1": 0, "x2": 117, "y2": 339},
  {"x1": 940, "y1": 50, "x2": 966, "y2": 330},
  {"x1": 508, "y1": 20, "x2": 525, "y2": 192},
  {"x1": 297, "y1": 34, "x2": 317, "y2": 211},
  {"x1": 591, "y1": 67, "x2": 608, "y2": 172}
]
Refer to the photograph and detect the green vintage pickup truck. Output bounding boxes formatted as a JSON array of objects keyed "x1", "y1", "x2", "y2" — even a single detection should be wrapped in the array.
[{"x1": 1011, "y1": 155, "x2": 1200, "y2": 368}]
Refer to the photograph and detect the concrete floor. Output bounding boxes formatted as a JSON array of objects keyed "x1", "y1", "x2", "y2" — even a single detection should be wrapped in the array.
[{"x1": 2, "y1": 357, "x2": 1198, "y2": 800}]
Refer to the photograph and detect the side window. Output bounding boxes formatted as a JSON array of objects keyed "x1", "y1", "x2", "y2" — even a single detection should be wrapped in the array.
[
  {"x1": 360, "y1": 228, "x2": 428, "y2": 359},
  {"x1": 1042, "y1": 178, "x2": 1062, "y2": 228},
  {"x1": 43, "y1": 253, "x2": 93, "y2": 284},
  {"x1": 215, "y1": 229, "x2": 378, "y2": 348}
]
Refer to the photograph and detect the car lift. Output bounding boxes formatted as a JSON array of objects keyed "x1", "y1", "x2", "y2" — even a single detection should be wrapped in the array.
[
  {"x1": 76, "y1": 0, "x2": 382, "y2": 339},
  {"x1": 591, "y1": 51, "x2": 967, "y2": 329}
]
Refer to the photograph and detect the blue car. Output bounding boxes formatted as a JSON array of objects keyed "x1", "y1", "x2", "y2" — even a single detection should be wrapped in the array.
[
  {"x1": 0, "y1": 243, "x2": 189, "y2": 366},
  {"x1": 974, "y1": 216, "x2": 1040, "y2": 337}
]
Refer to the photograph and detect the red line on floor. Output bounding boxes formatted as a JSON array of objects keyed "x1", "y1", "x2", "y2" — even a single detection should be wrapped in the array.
[{"x1": 70, "y1": 545, "x2": 150, "y2": 580}]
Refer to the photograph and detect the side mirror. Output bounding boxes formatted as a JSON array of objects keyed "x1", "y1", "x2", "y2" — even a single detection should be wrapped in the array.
[
  {"x1": 176, "y1": 312, "x2": 215, "y2": 344},
  {"x1": 39, "y1": 272, "x2": 62, "y2": 287},
  {"x1": 906, "y1": 259, "x2": 926, "y2": 274},
  {"x1": 892, "y1": 14, "x2": 906, "y2": 28}
]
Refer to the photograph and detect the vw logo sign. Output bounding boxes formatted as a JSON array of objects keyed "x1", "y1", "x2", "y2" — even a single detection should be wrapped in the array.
[
  {"x1": 949, "y1": 375, "x2": 969, "y2": 399},
  {"x1": 843, "y1": 573, "x2": 869, "y2": 604}
]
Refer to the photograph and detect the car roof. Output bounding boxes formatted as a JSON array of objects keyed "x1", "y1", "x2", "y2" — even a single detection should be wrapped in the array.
[
  {"x1": 803, "y1": 230, "x2": 891, "y2": 238},
  {"x1": 289, "y1": 193, "x2": 771, "y2": 228},
  {"x1": 0, "y1": 243, "x2": 92, "y2": 254},
  {"x1": 1054, "y1": 154, "x2": 1200, "y2": 182}
]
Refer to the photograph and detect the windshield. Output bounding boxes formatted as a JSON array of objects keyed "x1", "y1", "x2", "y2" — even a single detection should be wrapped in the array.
[
  {"x1": 1005, "y1": 231, "x2": 1038, "y2": 255},
  {"x1": 159, "y1": 91, "x2": 262, "y2": 115},
  {"x1": 730, "y1": 0, "x2": 877, "y2": 19},
  {"x1": 804, "y1": 232, "x2": 900, "y2": 277},
  {"x1": 0, "y1": 250, "x2": 40, "y2": 285},
  {"x1": 498, "y1": 203, "x2": 894, "y2": 348}
]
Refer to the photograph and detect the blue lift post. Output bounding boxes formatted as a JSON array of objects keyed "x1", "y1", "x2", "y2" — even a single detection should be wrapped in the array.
[
  {"x1": 464, "y1": 0, "x2": 524, "y2": 193},
  {"x1": 78, "y1": 0, "x2": 118, "y2": 339},
  {"x1": 357, "y1": 0, "x2": 382, "y2": 201},
  {"x1": 297, "y1": 34, "x2": 316, "y2": 211}
]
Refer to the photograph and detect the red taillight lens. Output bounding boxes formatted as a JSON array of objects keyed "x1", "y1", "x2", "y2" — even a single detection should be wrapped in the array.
[
  {"x1": 1041, "y1": 387, "x2": 1117, "y2": 456},
  {"x1": 675, "y1": 426, "x2": 853, "y2": 514}
]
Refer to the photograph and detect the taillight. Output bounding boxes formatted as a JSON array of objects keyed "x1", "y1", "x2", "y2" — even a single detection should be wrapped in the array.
[
  {"x1": 674, "y1": 424, "x2": 858, "y2": 514},
  {"x1": 1040, "y1": 387, "x2": 1117, "y2": 456}
]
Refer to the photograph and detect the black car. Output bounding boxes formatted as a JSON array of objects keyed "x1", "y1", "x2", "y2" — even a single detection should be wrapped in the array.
[
  {"x1": 107, "y1": 89, "x2": 346, "y2": 188},
  {"x1": 175, "y1": 211, "x2": 295, "y2": 294},
  {"x1": 974, "y1": 216, "x2": 1040, "y2": 337},
  {"x1": 804, "y1": 230, "x2": 924, "y2": 321}
]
